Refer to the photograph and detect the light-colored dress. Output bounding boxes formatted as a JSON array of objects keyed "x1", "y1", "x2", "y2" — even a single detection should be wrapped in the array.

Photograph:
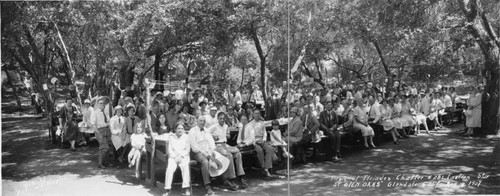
[
  {"x1": 466, "y1": 93, "x2": 482, "y2": 128},
  {"x1": 379, "y1": 105, "x2": 395, "y2": 131},
  {"x1": 353, "y1": 106, "x2": 375, "y2": 137},
  {"x1": 269, "y1": 129, "x2": 287, "y2": 146},
  {"x1": 401, "y1": 103, "x2": 416, "y2": 127},
  {"x1": 391, "y1": 104, "x2": 404, "y2": 129},
  {"x1": 110, "y1": 115, "x2": 126, "y2": 150},
  {"x1": 391, "y1": 105, "x2": 403, "y2": 130}
]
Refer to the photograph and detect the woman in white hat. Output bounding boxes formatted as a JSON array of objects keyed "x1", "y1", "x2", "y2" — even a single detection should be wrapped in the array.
[
  {"x1": 80, "y1": 99, "x2": 94, "y2": 143},
  {"x1": 110, "y1": 105, "x2": 127, "y2": 162}
]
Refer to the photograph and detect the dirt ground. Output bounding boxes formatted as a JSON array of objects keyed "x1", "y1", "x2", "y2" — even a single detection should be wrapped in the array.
[{"x1": 2, "y1": 93, "x2": 500, "y2": 196}]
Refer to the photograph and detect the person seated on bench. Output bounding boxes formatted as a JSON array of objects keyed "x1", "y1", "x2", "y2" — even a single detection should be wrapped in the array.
[
  {"x1": 400, "y1": 95, "x2": 416, "y2": 135},
  {"x1": 340, "y1": 99, "x2": 354, "y2": 130},
  {"x1": 318, "y1": 101, "x2": 341, "y2": 162},
  {"x1": 429, "y1": 93, "x2": 444, "y2": 131},
  {"x1": 128, "y1": 121, "x2": 147, "y2": 167},
  {"x1": 269, "y1": 119, "x2": 293, "y2": 159},
  {"x1": 299, "y1": 105, "x2": 320, "y2": 162},
  {"x1": 283, "y1": 107, "x2": 304, "y2": 161},
  {"x1": 188, "y1": 116, "x2": 216, "y2": 195},
  {"x1": 353, "y1": 98, "x2": 376, "y2": 149},
  {"x1": 414, "y1": 94, "x2": 431, "y2": 135},
  {"x1": 379, "y1": 99, "x2": 401, "y2": 144},
  {"x1": 208, "y1": 112, "x2": 247, "y2": 190},
  {"x1": 389, "y1": 97, "x2": 409, "y2": 138},
  {"x1": 164, "y1": 123, "x2": 191, "y2": 196},
  {"x1": 247, "y1": 109, "x2": 276, "y2": 177},
  {"x1": 367, "y1": 95, "x2": 382, "y2": 126}
]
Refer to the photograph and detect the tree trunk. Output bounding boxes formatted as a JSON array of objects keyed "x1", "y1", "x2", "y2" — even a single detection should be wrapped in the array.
[
  {"x1": 119, "y1": 65, "x2": 135, "y2": 96},
  {"x1": 240, "y1": 66, "x2": 245, "y2": 88},
  {"x1": 458, "y1": 0, "x2": 500, "y2": 134},
  {"x1": 372, "y1": 40, "x2": 394, "y2": 96},
  {"x1": 5, "y1": 70, "x2": 22, "y2": 111},
  {"x1": 152, "y1": 52, "x2": 164, "y2": 92},
  {"x1": 250, "y1": 26, "x2": 268, "y2": 104}
]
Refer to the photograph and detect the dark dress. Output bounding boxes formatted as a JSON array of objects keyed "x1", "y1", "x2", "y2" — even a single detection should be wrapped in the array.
[{"x1": 59, "y1": 106, "x2": 80, "y2": 141}]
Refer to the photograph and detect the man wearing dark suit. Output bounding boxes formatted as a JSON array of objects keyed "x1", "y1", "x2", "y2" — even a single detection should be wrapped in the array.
[
  {"x1": 297, "y1": 105, "x2": 319, "y2": 162},
  {"x1": 149, "y1": 100, "x2": 162, "y2": 134},
  {"x1": 318, "y1": 101, "x2": 341, "y2": 162}
]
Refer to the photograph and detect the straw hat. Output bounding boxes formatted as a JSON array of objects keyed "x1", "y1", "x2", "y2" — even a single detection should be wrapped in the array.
[{"x1": 208, "y1": 151, "x2": 230, "y2": 177}]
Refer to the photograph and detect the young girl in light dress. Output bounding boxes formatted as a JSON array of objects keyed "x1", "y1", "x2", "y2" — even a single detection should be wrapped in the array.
[
  {"x1": 269, "y1": 120, "x2": 293, "y2": 159},
  {"x1": 128, "y1": 120, "x2": 148, "y2": 167}
]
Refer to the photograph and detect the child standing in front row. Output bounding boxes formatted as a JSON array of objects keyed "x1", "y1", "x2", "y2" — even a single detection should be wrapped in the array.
[
  {"x1": 128, "y1": 120, "x2": 147, "y2": 167},
  {"x1": 269, "y1": 120, "x2": 293, "y2": 159}
]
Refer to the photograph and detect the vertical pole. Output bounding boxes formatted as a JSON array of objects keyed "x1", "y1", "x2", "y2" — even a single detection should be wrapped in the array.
[{"x1": 286, "y1": 1, "x2": 291, "y2": 196}]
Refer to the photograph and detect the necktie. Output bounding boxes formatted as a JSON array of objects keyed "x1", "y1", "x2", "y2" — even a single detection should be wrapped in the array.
[
  {"x1": 102, "y1": 110, "x2": 107, "y2": 123},
  {"x1": 131, "y1": 117, "x2": 135, "y2": 131},
  {"x1": 119, "y1": 117, "x2": 121, "y2": 124},
  {"x1": 304, "y1": 114, "x2": 308, "y2": 128},
  {"x1": 241, "y1": 124, "x2": 246, "y2": 141}
]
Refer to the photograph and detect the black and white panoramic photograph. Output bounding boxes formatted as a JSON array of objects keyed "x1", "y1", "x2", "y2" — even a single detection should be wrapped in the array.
[{"x1": 1, "y1": 0, "x2": 499, "y2": 195}]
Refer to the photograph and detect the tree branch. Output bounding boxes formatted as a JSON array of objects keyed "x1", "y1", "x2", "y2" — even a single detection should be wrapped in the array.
[{"x1": 480, "y1": 12, "x2": 500, "y2": 48}]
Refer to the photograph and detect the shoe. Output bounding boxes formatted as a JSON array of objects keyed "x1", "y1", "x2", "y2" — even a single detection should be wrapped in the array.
[
  {"x1": 184, "y1": 188, "x2": 191, "y2": 196},
  {"x1": 223, "y1": 180, "x2": 238, "y2": 191},
  {"x1": 237, "y1": 178, "x2": 248, "y2": 189},
  {"x1": 106, "y1": 163, "x2": 114, "y2": 167},
  {"x1": 263, "y1": 169, "x2": 272, "y2": 177},
  {"x1": 70, "y1": 147, "x2": 76, "y2": 151},
  {"x1": 206, "y1": 185, "x2": 214, "y2": 195},
  {"x1": 163, "y1": 190, "x2": 170, "y2": 196},
  {"x1": 329, "y1": 156, "x2": 340, "y2": 163},
  {"x1": 336, "y1": 152, "x2": 342, "y2": 158},
  {"x1": 369, "y1": 144, "x2": 377, "y2": 149},
  {"x1": 394, "y1": 141, "x2": 398, "y2": 145},
  {"x1": 98, "y1": 164, "x2": 106, "y2": 169}
]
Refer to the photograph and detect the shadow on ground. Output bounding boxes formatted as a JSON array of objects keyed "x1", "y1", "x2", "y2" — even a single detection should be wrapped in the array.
[{"x1": 2, "y1": 113, "x2": 500, "y2": 196}]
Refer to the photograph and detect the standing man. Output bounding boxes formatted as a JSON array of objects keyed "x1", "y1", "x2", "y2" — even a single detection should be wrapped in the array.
[
  {"x1": 91, "y1": 96, "x2": 112, "y2": 169},
  {"x1": 189, "y1": 116, "x2": 216, "y2": 195},
  {"x1": 148, "y1": 100, "x2": 162, "y2": 134},
  {"x1": 318, "y1": 101, "x2": 341, "y2": 162},
  {"x1": 208, "y1": 112, "x2": 247, "y2": 189}
]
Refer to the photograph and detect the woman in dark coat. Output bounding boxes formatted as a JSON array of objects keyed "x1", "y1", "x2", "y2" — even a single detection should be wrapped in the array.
[{"x1": 59, "y1": 97, "x2": 80, "y2": 151}]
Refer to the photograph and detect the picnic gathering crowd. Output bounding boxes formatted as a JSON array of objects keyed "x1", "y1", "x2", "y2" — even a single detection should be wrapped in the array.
[{"x1": 56, "y1": 80, "x2": 483, "y2": 196}]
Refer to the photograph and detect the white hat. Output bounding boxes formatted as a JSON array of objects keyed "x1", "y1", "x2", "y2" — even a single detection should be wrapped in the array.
[
  {"x1": 210, "y1": 106, "x2": 218, "y2": 111},
  {"x1": 208, "y1": 151, "x2": 230, "y2": 177},
  {"x1": 114, "y1": 105, "x2": 123, "y2": 113},
  {"x1": 83, "y1": 99, "x2": 91, "y2": 104}
]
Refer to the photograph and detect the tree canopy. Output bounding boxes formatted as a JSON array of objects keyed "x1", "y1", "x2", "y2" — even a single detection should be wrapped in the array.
[{"x1": 2, "y1": 0, "x2": 499, "y2": 132}]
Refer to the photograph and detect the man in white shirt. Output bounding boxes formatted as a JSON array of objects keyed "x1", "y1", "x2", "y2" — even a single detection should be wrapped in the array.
[
  {"x1": 189, "y1": 116, "x2": 216, "y2": 195},
  {"x1": 367, "y1": 95, "x2": 382, "y2": 124},
  {"x1": 310, "y1": 96, "x2": 324, "y2": 117},
  {"x1": 442, "y1": 92, "x2": 453, "y2": 108},
  {"x1": 90, "y1": 96, "x2": 112, "y2": 169},
  {"x1": 208, "y1": 112, "x2": 247, "y2": 189},
  {"x1": 248, "y1": 108, "x2": 275, "y2": 177}
]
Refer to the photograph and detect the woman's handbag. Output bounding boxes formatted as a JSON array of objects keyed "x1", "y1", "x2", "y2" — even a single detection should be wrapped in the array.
[{"x1": 464, "y1": 109, "x2": 473, "y2": 116}]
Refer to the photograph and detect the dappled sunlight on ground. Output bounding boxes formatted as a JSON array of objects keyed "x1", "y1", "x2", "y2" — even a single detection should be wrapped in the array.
[{"x1": 2, "y1": 116, "x2": 499, "y2": 195}]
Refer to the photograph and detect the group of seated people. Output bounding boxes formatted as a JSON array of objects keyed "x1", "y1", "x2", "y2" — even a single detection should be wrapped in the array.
[{"x1": 67, "y1": 80, "x2": 465, "y2": 196}]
